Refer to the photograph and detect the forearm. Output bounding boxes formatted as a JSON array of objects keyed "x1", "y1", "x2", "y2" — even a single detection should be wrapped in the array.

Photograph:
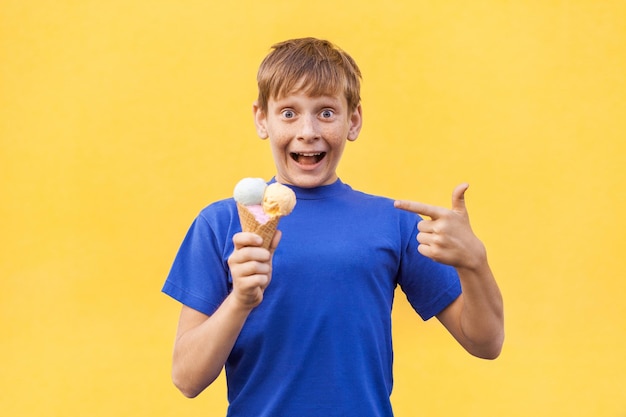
[
  {"x1": 455, "y1": 252, "x2": 504, "y2": 358},
  {"x1": 172, "y1": 294, "x2": 252, "y2": 398}
]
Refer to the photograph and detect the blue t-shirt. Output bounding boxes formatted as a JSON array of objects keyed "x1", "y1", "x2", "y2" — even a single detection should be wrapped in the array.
[{"x1": 163, "y1": 179, "x2": 461, "y2": 417}]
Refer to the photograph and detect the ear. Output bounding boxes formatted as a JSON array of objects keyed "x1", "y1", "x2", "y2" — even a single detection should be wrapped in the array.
[
  {"x1": 347, "y1": 104, "x2": 363, "y2": 141},
  {"x1": 252, "y1": 101, "x2": 269, "y2": 139}
]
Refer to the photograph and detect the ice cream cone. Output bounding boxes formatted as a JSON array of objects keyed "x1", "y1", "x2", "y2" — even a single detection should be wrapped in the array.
[{"x1": 237, "y1": 202, "x2": 281, "y2": 250}]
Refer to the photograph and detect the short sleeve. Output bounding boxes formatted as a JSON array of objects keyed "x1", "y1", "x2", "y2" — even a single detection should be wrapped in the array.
[
  {"x1": 162, "y1": 201, "x2": 238, "y2": 316},
  {"x1": 396, "y1": 212, "x2": 462, "y2": 321}
]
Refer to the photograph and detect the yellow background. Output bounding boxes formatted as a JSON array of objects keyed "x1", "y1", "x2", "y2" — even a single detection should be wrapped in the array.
[{"x1": 2, "y1": 1, "x2": 625, "y2": 416}]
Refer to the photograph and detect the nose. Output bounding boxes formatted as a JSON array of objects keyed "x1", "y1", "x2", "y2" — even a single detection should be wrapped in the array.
[{"x1": 297, "y1": 115, "x2": 320, "y2": 142}]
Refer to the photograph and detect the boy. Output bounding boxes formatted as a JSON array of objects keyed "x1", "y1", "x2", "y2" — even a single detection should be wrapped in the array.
[{"x1": 162, "y1": 37, "x2": 503, "y2": 416}]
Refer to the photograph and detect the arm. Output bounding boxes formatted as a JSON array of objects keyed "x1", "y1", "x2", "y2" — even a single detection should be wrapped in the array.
[
  {"x1": 394, "y1": 184, "x2": 504, "y2": 359},
  {"x1": 171, "y1": 231, "x2": 281, "y2": 398},
  {"x1": 436, "y1": 259, "x2": 504, "y2": 359}
]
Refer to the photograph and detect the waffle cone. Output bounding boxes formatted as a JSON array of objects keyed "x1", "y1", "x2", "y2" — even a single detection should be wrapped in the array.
[{"x1": 237, "y1": 203, "x2": 281, "y2": 250}]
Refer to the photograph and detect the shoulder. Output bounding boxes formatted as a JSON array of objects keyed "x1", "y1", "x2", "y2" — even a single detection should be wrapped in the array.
[
  {"x1": 197, "y1": 197, "x2": 237, "y2": 223},
  {"x1": 334, "y1": 183, "x2": 391, "y2": 205},
  {"x1": 187, "y1": 197, "x2": 241, "y2": 248},
  {"x1": 342, "y1": 185, "x2": 419, "y2": 224}
]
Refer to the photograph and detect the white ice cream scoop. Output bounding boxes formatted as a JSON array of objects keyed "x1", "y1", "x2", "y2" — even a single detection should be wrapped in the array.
[{"x1": 233, "y1": 177, "x2": 267, "y2": 206}]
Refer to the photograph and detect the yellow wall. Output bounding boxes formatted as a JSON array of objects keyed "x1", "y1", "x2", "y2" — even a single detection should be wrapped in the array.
[{"x1": 2, "y1": 1, "x2": 625, "y2": 416}]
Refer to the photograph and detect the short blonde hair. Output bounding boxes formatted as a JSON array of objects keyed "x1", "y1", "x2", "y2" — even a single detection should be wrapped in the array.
[{"x1": 256, "y1": 38, "x2": 361, "y2": 113}]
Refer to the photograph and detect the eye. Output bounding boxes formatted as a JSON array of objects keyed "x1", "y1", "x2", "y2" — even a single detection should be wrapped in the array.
[
  {"x1": 281, "y1": 109, "x2": 295, "y2": 119},
  {"x1": 320, "y1": 109, "x2": 334, "y2": 118}
]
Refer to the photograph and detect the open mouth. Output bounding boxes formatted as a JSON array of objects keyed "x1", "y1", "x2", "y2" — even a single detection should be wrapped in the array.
[{"x1": 290, "y1": 152, "x2": 326, "y2": 165}]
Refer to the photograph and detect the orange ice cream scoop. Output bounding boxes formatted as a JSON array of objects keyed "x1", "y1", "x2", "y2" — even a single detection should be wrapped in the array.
[{"x1": 262, "y1": 183, "x2": 297, "y2": 217}]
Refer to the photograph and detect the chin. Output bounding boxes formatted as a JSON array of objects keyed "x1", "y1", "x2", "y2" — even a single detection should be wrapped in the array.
[{"x1": 285, "y1": 173, "x2": 334, "y2": 188}]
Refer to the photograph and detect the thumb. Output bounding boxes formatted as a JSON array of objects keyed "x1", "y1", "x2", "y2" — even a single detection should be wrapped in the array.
[
  {"x1": 269, "y1": 230, "x2": 282, "y2": 253},
  {"x1": 451, "y1": 183, "x2": 469, "y2": 213}
]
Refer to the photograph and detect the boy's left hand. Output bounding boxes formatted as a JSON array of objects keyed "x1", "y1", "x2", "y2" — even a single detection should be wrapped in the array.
[{"x1": 394, "y1": 183, "x2": 486, "y2": 271}]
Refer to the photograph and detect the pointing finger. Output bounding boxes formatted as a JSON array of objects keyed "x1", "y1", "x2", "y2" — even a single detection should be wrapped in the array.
[{"x1": 394, "y1": 200, "x2": 447, "y2": 219}]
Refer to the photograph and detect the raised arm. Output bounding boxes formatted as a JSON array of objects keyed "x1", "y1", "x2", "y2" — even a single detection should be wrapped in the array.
[
  {"x1": 171, "y1": 231, "x2": 281, "y2": 397},
  {"x1": 394, "y1": 184, "x2": 504, "y2": 359}
]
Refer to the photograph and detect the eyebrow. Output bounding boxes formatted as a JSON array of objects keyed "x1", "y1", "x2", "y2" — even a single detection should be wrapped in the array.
[{"x1": 273, "y1": 94, "x2": 343, "y2": 105}]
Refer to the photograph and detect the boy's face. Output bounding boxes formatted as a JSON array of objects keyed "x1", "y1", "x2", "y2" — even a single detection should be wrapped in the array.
[{"x1": 253, "y1": 91, "x2": 362, "y2": 188}]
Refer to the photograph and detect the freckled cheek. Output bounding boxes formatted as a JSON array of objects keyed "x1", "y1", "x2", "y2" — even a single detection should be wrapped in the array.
[{"x1": 269, "y1": 131, "x2": 292, "y2": 148}]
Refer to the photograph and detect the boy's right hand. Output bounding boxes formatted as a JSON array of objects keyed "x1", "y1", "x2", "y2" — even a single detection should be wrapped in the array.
[{"x1": 227, "y1": 231, "x2": 281, "y2": 310}]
